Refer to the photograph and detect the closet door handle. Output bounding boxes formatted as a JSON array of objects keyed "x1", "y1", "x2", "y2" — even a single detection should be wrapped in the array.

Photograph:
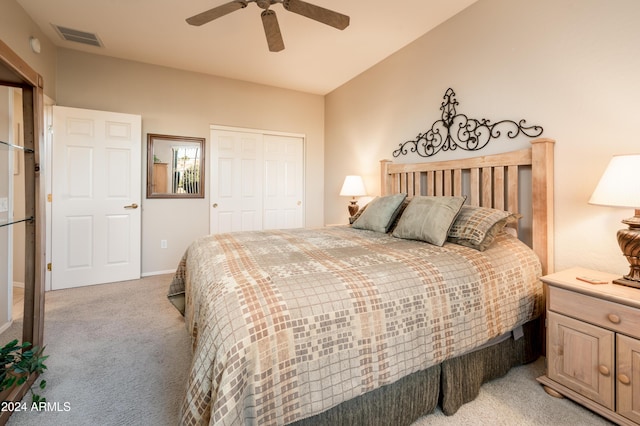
[{"x1": 124, "y1": 203, "x2": 138, "y2": 209}]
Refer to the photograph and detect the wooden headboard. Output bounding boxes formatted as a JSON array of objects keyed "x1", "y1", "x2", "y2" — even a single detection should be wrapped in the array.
[{"x1": 380, "y1": 138, "x2": 555, "y2": 275}]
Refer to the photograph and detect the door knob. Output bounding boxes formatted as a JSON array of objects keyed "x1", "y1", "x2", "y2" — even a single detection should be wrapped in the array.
[
  {"x1": 213, "y1": 203, "x2": 218, "y2": 208},
  {"x1": 124, "y1": 203, "x2": 139, "y2": 209}
]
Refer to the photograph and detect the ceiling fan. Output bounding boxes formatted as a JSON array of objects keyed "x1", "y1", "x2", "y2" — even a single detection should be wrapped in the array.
[{"x1": 186, "y1": 0, "x2": 350, "y2": 52}]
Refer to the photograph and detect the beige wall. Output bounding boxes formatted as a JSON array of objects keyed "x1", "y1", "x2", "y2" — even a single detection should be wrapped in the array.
[
  {"x1": 325, "y1": 0, "x2": 640, "y2": 275},
  {"x1": 55, "y1": 49, "x2": 325, "y2": 274},
  {"x1": 0, "y1": 0, "x2": 57, "y2": 99},
  {"x1": 1, "y1": 0, "x2": 325, "y2": 277},
  {"x1": 4, "y1": 0, "x2": 640, "y2": 279}
]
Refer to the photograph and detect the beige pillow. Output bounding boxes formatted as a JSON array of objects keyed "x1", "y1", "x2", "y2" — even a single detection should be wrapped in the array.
[
  {"x1": 448, "y1": 205, "x2": 521, "y2": 251},
  {"x1": 386, "y1": 197, "x2": 411, "y2": 233},
  {"x1": 352, "y1": 193, "x2": 407, "y2": 233},
  {"x1": 392, "y1": 196, "x2": 466, "y2": 246}
]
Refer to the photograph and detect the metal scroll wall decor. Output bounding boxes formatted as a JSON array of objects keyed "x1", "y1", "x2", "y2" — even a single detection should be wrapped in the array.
[{"x1": 393, "y1": 88, "x2": 544, "y2": 158}]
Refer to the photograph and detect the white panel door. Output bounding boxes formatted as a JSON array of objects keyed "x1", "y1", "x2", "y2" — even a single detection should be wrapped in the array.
[
  {"x1": 263, "y1": 134, "x2": 304, "y2": 229},
  {"x1": 52, "y1": 106, "x2": 141, "y2": 289},
  {"x1": 210, "y1": 130, "x2": 263, "y2": 233}
]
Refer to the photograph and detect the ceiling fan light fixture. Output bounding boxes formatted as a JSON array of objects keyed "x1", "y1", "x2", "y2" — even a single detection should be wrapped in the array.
[{"x1": 256, "y1": 0, "x2": 273, "y2": 9}]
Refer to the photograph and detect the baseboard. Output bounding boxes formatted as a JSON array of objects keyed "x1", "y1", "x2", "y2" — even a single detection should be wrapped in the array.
[
  {"x1": 141, "y1": 270, "x2": 176, "y2": 277},
  {"x1": 0, "y1": 320, "x2": 13, "y2": 335}
]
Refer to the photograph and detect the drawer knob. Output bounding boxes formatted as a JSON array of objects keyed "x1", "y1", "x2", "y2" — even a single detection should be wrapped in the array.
[
  {"x1": 607, "y1": 313, "x2": 621, "y2": 324},
  {"x1": 598, "y1": 365, "x2": 610, "y2": 376},
  {"x1": 619, "y1": 374, "x2": 631, "y2": 385}
]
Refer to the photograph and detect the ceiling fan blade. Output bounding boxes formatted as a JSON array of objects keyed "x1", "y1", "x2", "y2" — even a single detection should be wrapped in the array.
[
  {"x1": 186, "y1": 1, "x2": 248, "y2": 26},
  {"x1": 261, "y1": 10, "x2": 285, "y2": 52},
  {"x1": 283, "y1": 0, "x2": 349, "y2": 30}
]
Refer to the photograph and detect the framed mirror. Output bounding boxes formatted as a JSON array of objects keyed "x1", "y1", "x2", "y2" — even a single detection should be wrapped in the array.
[{"x1": 147, "y1": 133, "x2": 205, "y2": 198}]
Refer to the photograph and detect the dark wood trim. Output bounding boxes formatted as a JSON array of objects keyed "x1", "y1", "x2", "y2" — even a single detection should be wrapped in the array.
[
  {"x1": 0, "y1": 40, "x2": 41, "y2": 88},
  {"x1": 0, "y1": 39, "x2": 46, "y2": 425}
]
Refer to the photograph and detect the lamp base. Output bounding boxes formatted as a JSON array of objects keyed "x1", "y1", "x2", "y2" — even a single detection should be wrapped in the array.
[
  {"x1": 613, "y1": 277, "x2": 640, "y2": 289},
  {"x1": 615, "y1": 209, "x2": 640, "y2": 289},
  {"x1": 348, "y1": 200, "x2": 359, "y2": 217}
]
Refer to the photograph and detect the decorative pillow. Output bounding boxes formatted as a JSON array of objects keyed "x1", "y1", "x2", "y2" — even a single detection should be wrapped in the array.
[
  {"x1": 447, "y1": 205, "x2": 521, "y2": 251},
  {"x1": 352, "y1": 193, "x2": 407, "y2": 233},
  {"x1": 386, "y1": 197, "x2": 411, "y2": 233},
  {"x1": 391, "y1": 196, "x2": 466, "y2": 246}
]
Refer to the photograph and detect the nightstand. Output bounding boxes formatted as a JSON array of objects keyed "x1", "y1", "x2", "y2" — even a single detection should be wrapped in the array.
[{"x1": 537, "y1": 267, "x2": 640, "y2": 425}]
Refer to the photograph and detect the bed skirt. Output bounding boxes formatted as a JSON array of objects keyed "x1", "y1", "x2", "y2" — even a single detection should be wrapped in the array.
[{"x1": 292, "y1": 317, "x2": 542, "y2": 426}]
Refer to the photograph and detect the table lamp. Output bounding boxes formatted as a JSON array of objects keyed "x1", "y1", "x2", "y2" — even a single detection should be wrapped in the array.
[
  {"x1": 589, "y1": 154, "x2": 640, "y2": 288},
  {"x1": 340, "y1": 175, "x2": 367, "y2": 216}
]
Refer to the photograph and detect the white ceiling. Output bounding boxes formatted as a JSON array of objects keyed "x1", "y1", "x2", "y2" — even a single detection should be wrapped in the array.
[{"x1": 16, "y1": 0, "x2": 478, "y2": 95}]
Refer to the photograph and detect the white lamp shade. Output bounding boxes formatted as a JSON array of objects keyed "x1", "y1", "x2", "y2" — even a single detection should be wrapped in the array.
[
  {"x1": 340, "y1": 175, "x2": 367, "y2": 197},
  {"x1": 589, "y1": 154, "x2": 640, "y2": 208}
]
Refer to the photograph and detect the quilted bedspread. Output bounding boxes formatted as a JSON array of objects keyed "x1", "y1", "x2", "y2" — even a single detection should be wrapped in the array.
[{"x1": 168, "y1": 226, "x2": 543, "y2": 425}]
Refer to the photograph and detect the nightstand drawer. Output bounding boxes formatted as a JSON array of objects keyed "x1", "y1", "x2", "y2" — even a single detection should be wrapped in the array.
[{"x1": 549, "y1": 286, "x2": 640, "y2": 340}]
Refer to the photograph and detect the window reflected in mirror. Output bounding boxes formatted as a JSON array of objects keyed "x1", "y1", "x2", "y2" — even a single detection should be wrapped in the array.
[{"x1": 147, "y1": 134, "x2": 205, "y2": 198}]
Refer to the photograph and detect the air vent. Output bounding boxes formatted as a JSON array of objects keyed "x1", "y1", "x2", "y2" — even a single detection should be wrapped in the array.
[{"x1": 52, "y1": 24, "x2": 103, "y2": 48}]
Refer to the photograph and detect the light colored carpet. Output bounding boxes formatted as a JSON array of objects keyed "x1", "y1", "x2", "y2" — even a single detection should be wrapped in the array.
[
  {"x1": 5, "y1": 275, "x2": 191, "y2": 426},
  {"x1": 3, "y1": 275, "x2": 613, "y2": 425},
  {"x1": 420, "y1": 360, "x2": 612, "y2": 425}
]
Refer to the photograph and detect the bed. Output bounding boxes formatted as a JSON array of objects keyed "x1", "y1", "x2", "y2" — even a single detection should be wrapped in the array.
[{"x1": 168, "y1": 137, "x2": 555, "y2": 425}]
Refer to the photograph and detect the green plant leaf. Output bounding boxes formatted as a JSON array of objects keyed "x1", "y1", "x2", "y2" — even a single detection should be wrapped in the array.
[{"x1": 0, "y1": 340, "x2": 48, "y2": 398}]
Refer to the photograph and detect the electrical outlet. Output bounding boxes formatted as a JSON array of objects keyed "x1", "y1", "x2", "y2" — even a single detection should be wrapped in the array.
[
  {"x1": 0, "y1": 198, "x2": 8, "y2": 213},
  {"x1": 160, "y1": 239, "x2": 167, "y2": 249}
]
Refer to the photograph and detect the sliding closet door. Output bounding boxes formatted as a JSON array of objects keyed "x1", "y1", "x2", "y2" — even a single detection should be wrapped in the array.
[
  {"x1": 263, "y1": 134, "x2": 304, "y2": 229},
  {"x1": 210, "y1": 127, "x2": 304, "y2": 234},
  {"x1": 210, "y1": 129, "x2": 264, "y2": 233}
]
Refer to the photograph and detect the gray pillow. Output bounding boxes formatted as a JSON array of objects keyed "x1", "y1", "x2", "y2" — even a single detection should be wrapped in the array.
[
  {"x1": 392, "y1": 196, "x2": 466, "y2": 246},
  {"x1": 352, "y1": 193, "x2": 407, "y2": 233}
]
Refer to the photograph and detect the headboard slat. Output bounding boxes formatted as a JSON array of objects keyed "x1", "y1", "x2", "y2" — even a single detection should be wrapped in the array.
[
  {"x1": 407, "y1": 173, "x2": 415, "y2": 196},
  {"x1": 453, "y1": 169, "x2": 462, "y2": 196},
  {"x1": 443, "y1": 171, "x2": 452, "y2": 196},
  {"x1": 494, "y1": 167, "x2": 505, "y2": 210},
  {"x1": 507, "y1": 165, "x2": 519, "y2": 215},
  {"x1": 400, "y1": 173, "x2": 407, "y2": 195},
  {"x1": 482, "y1": 167, "x2": 492, "y2": 207},
  {"x1": 470, "y1": 168, "x2": 480, "y2": 206},
  {"x1": 426, "y1": 171, "x2": 434, "y2": 196},
  {"x1": 435, "y1": 171, "x2": 444, "y2": 196}
]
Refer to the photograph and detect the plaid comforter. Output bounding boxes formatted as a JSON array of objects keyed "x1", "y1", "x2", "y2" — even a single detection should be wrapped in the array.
[{"x1": 168, "y1": 226, "x2": 543, "y2": 425}]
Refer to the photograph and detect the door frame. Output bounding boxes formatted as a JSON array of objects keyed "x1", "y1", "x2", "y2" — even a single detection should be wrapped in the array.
[
  {"x1": 209, "y1": 124, "x2": 306, "y2": 233},
  {"x1": 43, "y1": 96, "x2": 53, "y2": 291},
  {"x1": 0, "y1": 40, "x2": 46, "y2": 418}
]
